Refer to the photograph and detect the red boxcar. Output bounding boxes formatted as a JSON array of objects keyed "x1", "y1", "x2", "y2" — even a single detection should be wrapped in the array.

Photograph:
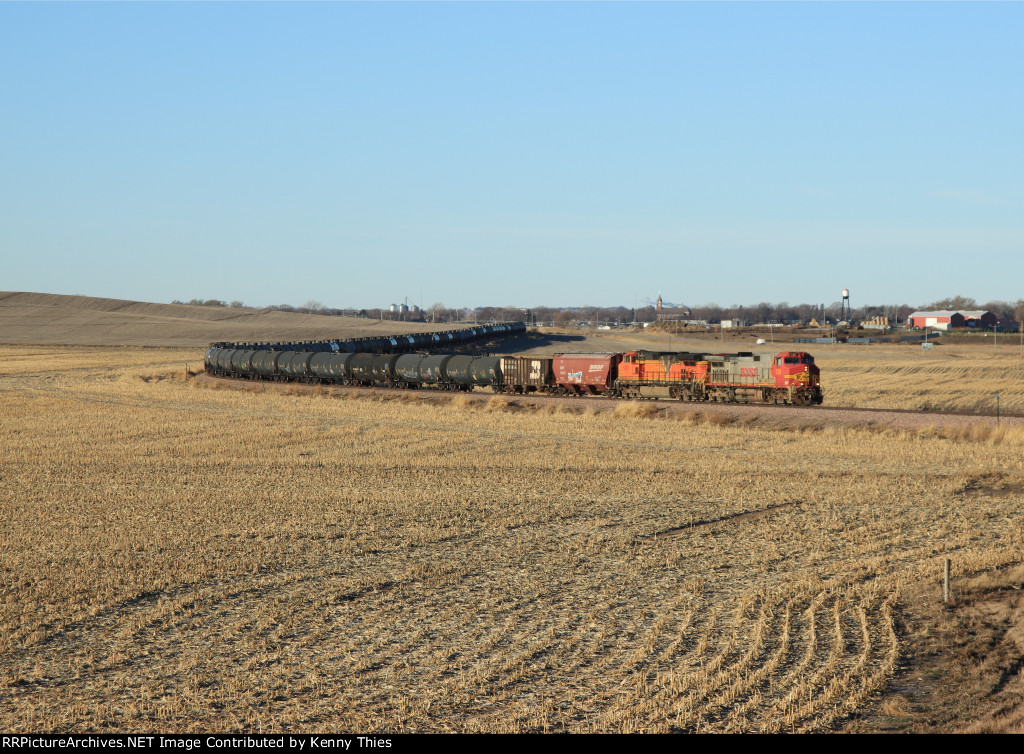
[{"x1": 552, "y1": 353, "x2": 623, "y2": 395}]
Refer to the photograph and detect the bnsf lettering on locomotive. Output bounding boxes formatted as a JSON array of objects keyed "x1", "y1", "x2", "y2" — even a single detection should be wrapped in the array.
[{"x1": 741, "y1": 367, "x2": 757, "y2": 377}]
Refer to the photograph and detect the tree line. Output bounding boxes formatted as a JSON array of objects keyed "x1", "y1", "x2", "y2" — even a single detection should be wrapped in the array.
[{"x1": 172, "y1": 296, "x2": 1024, "y2": 325}]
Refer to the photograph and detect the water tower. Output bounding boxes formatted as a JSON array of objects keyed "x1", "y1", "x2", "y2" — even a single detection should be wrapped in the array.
[{"x1": 841, "y1": 288, "x2": 851, "y2": 322}]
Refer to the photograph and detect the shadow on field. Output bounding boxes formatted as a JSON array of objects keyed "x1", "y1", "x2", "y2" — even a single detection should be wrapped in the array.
[
  {"x1": 442, "y1": 330, "x2": 588, "y2": 355},
  {"x1": 483, "y1": 331, "x2": 587, "y2": 354}
]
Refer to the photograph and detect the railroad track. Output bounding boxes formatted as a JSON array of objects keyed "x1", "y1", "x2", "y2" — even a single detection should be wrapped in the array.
[{"x1": 198, "y1": 373, "x2": 1023, "y2": 430}]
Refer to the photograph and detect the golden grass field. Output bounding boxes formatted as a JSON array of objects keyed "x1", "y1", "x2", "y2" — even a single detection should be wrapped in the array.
[{"x1": 2, "y1": 338, "x2": 1024, "y2": 732}]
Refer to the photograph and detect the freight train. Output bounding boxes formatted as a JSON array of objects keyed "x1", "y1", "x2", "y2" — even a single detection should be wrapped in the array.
[
  {"x1": 205, "y1": 347, "x2": 823, "y2": 405},
  {"x1": 209, "y1": 323, "x2": 525, "y2": 355}
]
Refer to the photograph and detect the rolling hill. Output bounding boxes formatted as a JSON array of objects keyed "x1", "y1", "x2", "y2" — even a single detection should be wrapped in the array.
[{"x1": 0, "y1": 292, "x2": 445, "y2": 347}]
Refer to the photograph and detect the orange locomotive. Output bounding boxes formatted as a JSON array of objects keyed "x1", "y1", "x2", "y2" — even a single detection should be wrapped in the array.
[{"x1": 612, "y1": 350, "x2": 822, "y2": 405}]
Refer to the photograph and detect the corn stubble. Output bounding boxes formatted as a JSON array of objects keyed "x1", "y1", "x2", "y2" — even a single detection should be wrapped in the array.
[
  {"x1": 2, "y1": 346, "x2": 1023, "y2": 732},
  {"x1": 816, "y1": 346, "x2": 1024, "y2": 413}
]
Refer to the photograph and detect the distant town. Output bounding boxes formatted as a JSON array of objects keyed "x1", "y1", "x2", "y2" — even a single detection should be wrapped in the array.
[{"x1": 172, "y1": 294, "x2": 1024, "y2": 333}]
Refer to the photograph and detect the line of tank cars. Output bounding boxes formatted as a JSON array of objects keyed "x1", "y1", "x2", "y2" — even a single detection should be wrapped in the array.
[
  {"x1": 207, "y1": 323, "x2": 525, "y2": 355},
  {"x1": 205, "y1": 344, "x2": 823, "y2": 405}
]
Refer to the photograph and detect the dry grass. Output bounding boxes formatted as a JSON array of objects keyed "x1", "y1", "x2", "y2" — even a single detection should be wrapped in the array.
[
  {"x1": 846, "y1": 563, "x2": 1024, "y2": 734},
  {"x1": 2, "y1": 345, "x2": 1023, "y2": 732},
  {"x1": 612, "y1": 401, "x2": 661, "y2": 419},
  {"x1": 814, "y1": 346, "x2": 1024, "y2": 414}
]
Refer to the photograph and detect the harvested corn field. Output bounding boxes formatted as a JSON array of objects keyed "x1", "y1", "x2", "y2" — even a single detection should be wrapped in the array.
[
  {"x1": 815, "y1": 347, "x2": 1024, "y2": 413},
  {"x1": 1, "y1": 346, "x2": 1023, "y2": 732}
]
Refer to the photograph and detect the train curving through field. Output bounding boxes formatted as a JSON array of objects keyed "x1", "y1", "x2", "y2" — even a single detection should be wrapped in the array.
[
  {"x1": 209, "y1": 323, "x2": 526, "y2": 355},
  {"x1": 205, "y1": 346, "x2": 823, "y2": 405}
]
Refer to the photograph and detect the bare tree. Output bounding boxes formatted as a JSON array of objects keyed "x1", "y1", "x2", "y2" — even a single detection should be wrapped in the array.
[
  {"x1": 428, "y1": 302, "x2": 447, "y2": 323},
  {"x1": 982, "y1": 300, "x2": 1013, "y2": 320},
  {"x1": 1014, "y1": 300, "x2": 1024, "y2": 327},
  {"x1": 927, "y1": 295, "x2": 977, "y2": 310}
]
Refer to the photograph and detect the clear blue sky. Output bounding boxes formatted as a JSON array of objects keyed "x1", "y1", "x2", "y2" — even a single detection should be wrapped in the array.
[{"x1": 2, "y1": 2, "x2": 1022, "y2": 311}]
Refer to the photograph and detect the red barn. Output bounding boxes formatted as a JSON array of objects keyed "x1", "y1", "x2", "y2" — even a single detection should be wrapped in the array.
[
  {"x1": 908, "y1": 310, "x2": 996, "y2": 330},
  {"x1": 552, "y1": 353, "x2": 622, "y2": 395}
]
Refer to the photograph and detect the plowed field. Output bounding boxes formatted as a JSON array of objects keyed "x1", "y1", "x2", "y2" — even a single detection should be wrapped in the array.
[{"x1": 2, "y1": 345, "x2": 1023, "y2": 732}]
